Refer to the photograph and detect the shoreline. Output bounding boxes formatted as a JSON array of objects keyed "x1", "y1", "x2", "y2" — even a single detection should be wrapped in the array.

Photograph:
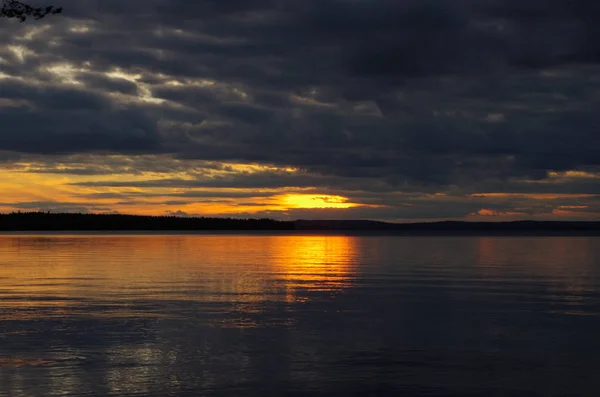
[{"x1": 2, "y1": 230, "x2": 600, "y2": 236}]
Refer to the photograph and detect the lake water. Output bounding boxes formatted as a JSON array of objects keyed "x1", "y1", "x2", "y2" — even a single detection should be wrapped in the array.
[{"x1": 1, "y1": 234, "x2": 600, "y2": 396}]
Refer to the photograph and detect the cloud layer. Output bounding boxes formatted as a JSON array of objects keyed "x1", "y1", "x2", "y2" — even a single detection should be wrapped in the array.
[{"x1": 1, "y1": 0, "x2": 600, "y2": 219}]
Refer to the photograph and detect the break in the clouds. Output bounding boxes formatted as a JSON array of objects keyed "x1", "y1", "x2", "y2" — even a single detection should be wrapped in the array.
[{"x1": 1, "y1": 0, "x2": 600, "y2": 220}]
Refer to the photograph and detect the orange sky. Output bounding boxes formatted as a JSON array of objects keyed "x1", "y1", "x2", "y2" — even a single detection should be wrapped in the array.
[
  {"x1": 0, "y1": 158, "x2": 365, "y2": 216},
  {"x1": 1, "y1": 156, "x2": 599, "y2": 221}
]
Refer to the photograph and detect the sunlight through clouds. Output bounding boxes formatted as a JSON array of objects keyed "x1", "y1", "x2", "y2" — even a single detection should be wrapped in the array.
[
  {"x1": 2, "y1": 0, "x2": 600, "y2": 220},
  {"x1": 281, "y1": 194, "x2": 358, "y2": 209}
]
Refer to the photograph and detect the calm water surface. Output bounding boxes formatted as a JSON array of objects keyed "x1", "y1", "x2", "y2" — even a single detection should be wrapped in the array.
[{"x1": 1, "y1": 234, "x2": 600, "y2": 396}]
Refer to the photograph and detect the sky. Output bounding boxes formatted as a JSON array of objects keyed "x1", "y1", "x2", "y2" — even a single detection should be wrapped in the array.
[{"x1": 1, "y1": 0, "x2": 600, "y2": 222}]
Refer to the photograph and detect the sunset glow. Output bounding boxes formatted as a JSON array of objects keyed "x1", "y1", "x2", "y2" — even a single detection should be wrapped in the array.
[
  {"x1": 2, "y1": 4, "x2": 600, "y2": 222},
  {"x1": 1, "y1": 162, "x2": 600, "y2": 220},
  {"x1": 3, "y1": 2, "x2": 600, "y2": 397},
  {"x1": 280, "y1": 194, "x2": 357, "y2": 209}
]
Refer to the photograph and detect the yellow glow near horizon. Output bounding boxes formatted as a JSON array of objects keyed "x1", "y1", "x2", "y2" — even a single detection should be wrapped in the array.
[
  {"x1": 281, "y1": 194, "x2": 356, "y2": 209},
  {"x1": 0, "y1": 164, "x2": 362, "y2": 215},
  {"x1": 1, "y1": 159, "x2": 598, "y2": 220}
]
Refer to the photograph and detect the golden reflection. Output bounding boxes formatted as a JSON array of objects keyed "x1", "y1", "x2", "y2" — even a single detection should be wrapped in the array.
[
  {"x1": 265, "y1": 235, "x2": 357, "y2": 288},
  {"x1": 0, "y1": 235, "x2": 359, "y2": 320}
]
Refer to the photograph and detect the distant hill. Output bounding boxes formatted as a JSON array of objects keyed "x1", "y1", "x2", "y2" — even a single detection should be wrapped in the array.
[
  {"x1": 294, "y1": 219, "x2": 600, "y2": 234},
  {"x1": 1, "y1": 212, "x2": 600, "y2": 235}
]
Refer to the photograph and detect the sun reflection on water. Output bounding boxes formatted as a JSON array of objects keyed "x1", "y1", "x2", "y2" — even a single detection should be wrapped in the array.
[
  {"x1": 2, "y1": 235, "x2": 600, "y2": 396},
  {"x1": 0, "y1": 234, "x2": 361, "y2": 394},
  {"x1": 0, "y1": 234, "x2": 360, "y2": 320},
  {"x1": 265, "y1": 235, "x2": 358, "y2": 297}
]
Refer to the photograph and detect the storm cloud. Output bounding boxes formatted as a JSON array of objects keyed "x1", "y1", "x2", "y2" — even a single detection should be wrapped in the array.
[{"x1": 1, "y1": 0, "x2": 600, "y2": 219}]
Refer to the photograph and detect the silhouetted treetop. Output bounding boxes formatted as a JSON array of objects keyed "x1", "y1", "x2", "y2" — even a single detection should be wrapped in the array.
[
  {"x1": 1, "y1": 212, "x2": 600, "y2": 234},
  {"x1": 1, "y1": 0, "x2": 61, "y2": 22}
]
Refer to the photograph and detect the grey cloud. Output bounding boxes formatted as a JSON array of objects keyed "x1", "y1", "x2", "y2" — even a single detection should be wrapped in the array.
[
  {"x1": 0, "y1": 201, "x2": 107, "y2": 213},
  {"x1": 0, "y1": 151, "x2": 23, "y2": 162},
  {"x1": 236, "y1": 202, "x2": 272, "y2": 207},
  {"x1": 465, "y1": 172, "x2": 600, "y2": 195},
  {"x1": 68, "y1": 168, "x2": 600, "y2": 198},
  {"x1": 2, "y1": 0, "x2": 600, "y2": 219},
  {"x1": 0, "y1": 79, "x2": 110, "y2": 110},
  {"x1": 78, "y1": 190, "x2": 280, "y2": 200},
  {"x1": 164, "y1": 200, "x2": 231, "y2": 205},
  {"x1": 165, "y1": 210, "x2": 190, "y2": 217},
  {"x1": 69, "y1": 171, "x2": 397, "y2": 192},
  {"x1": 0, "y1": 106, "x2": 164, "y2": 154},
  {"x1": 1, "y1": 154, "x2": 229, "y2": 175},
  {"x1": 113, "y1": 200, "x2": 211, "y2": 206},
  {"x1": 77, "y1": 73, "x2": 140, "y2": 96}
]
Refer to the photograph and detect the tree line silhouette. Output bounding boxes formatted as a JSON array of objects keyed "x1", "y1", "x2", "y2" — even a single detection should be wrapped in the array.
[
  {"x1": 0, "y1": 212, "x2": 294, "y2": 231},
  {"x1": 1, "y1": 212, "x2": 600, "y2": 234}
]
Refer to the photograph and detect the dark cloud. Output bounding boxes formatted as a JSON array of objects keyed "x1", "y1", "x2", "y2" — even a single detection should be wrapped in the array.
[
  {"x1": 0, "y1": 105, "x2": 163, "y2": 154},
  {"x1": 2, "y1": 0, "x2": 600, "y2": 219},
  {"x1": 0, "y1": 201, "x2": 109, "y2": 213},
  {"x1": 77, "y1": 72, "x2": 140, "y2": 95},
  {"x1": 0, "y1": 79, "x2": 110, "y2": 110},
  {"x1": 0, "y1": 154, "x2": 232, "y2": 175},
  {"x1": 0, "y1": 151, "x2": 22, "y2": 162},
  {"x1": 165, "y1": 210, "x2": 190, "y2": 217},
  {"x1": 72, "y1": 172, "x2": 322, "y2": 189},
  {"x1": 79, "y1": 190, "x2": 279, "y2": 200}
]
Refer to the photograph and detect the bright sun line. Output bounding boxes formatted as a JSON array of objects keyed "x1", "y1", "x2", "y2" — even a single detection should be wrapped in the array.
[{"x1": 281, "y1": 194, "x2": 356, "y2": 209}]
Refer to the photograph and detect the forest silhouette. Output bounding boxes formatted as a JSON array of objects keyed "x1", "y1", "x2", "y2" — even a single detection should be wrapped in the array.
[{"x1": 1, "y1": 212, "x2": 600, "y2": 234}]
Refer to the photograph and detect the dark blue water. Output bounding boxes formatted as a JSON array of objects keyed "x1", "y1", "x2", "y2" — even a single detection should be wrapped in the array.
[{"x1": 1, "y1": 235, "x2": 600, "y2": 396}]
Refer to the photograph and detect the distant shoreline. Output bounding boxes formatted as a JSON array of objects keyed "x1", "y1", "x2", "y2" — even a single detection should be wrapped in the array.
[
  {"x1": 1, "y1": 212, "x2": 600, "y2": 235},
  {"x1": 1, "y1": 230, "x2": 600, "y2": 237}
]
